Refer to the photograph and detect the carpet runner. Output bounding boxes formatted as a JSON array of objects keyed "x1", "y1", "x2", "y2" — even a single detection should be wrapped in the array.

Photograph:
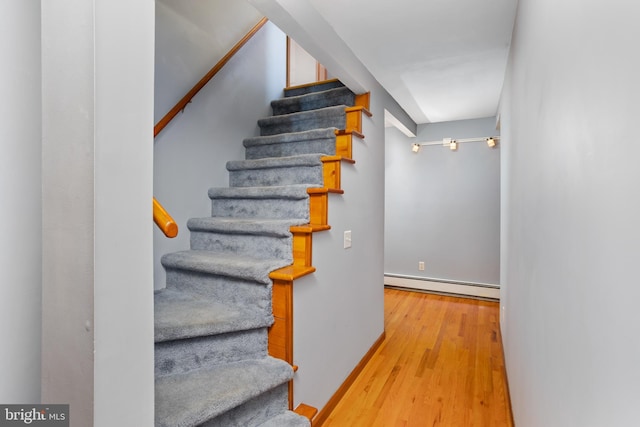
[{"x1": 155, "y1": 82, "x2": 356, "y2": 426}]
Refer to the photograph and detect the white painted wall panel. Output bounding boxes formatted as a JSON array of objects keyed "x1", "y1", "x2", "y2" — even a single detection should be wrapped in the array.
[
  {"x1": 0, "y1": 0, "x2": 42, "y2": 404},
  {"x1": 41, "y1": 1, "x2": 155, "y2": 425},
  {"x1": 385, "y1": 117, "x2": 501, "y2": 287},
  {"x1": 500, "y1": 1, "x2": 640, "y2": 425}
]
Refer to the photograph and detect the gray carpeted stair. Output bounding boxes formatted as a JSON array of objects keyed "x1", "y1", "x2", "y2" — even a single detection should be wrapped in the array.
[
  {"x1": 155, "y1": 358, "x2": 294, "y2": 427},
  {"x1": 162, "y1": 250, "x2": 287, "y2": 286},
  {"x1": 155, "y1": 287, "x2": 270, "y2": 376},
  {"x1": 155, "y1": 81, "x2": 357, "y2": 426},
  {"x1": 188, "y1": 217, "x2": 305, "y2": 261},
  {"x1": 208, "y1": 185, "x2": 312, "y2": 220},
  {"x1": 283, "y1": 79, "x2": 345, "y2": 97},
  {"x1": 271, "y1": 86, "x2": 355, "y2": 116},
  {"x1": 258, "y1": 105, "x2": 346, "y2": 136},
  {"x1": 155, "y1": 286, "x2": 271, "y2": 343},
  {"x1": 243, "y1": 128, "x2": 337, "y2": 160},
  {"x1": 226, "y1": 154, "x2": 325, "y2": 188}
]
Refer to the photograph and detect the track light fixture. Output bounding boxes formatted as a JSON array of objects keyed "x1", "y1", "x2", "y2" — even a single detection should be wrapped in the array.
[{"x1": 410, "y1": 136, "x2": 500, "y2": 153}]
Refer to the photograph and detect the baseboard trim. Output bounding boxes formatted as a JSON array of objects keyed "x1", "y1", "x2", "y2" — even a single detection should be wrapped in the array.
[
  {"x1": 313, "y1": 331, "x2": 386, "y2": 426},
  {"x1": 384, "y1": 274, "x2": 500, "y2": 300}
]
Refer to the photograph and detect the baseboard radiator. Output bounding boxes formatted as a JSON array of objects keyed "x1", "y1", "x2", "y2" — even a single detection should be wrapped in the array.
[{"x1": 384, "y1": 274, "x2": 500, "y2": 300}]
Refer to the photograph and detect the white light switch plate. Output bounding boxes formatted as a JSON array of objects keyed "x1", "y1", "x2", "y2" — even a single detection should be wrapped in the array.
[{"x1": 344, "y1": 230, "x2": 352, "y2": 249}]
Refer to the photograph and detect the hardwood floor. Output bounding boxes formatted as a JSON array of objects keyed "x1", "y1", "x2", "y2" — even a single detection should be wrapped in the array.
[{"x1": 319, "y1": 287, "x2": 513, "y2": 427}]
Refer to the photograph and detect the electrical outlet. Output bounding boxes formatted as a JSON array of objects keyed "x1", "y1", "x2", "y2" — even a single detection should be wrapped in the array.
[
  {"x1": 344, "y1": 230, "x2": 352, "y2": 249},
  {"x1": 418, "y1": 261, "x2": 425, "y2": 271}
]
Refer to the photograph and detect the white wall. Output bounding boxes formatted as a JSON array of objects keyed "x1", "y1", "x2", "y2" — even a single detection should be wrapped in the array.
[
  {"x1": 41, "y1": 3, "x2": 95, "y2": 423},
  {"x1": 93, "y1": 2, "x2": 155, "y2": 426},
  {"x1": 0, "y1": 0, "x2": 42, "y2": 404},
  {"x1": 155, "y1": 0, "x2": 263, "y2": 123},
  {"x1": 153, "y1": 16, "x2": 287, "y2": 288},
  {"x1": 292, "y1": 84, "x2": 390, "y2": 411},
  {"x1": 500, "y1": 1, "x2": 640, "y2": 425},
  {"x1": 385, "y1": 118, "x2": 500, "y2": 286},
  {"x1": 41, "y1": 1, "x2": 155, "y2": 426},
  {"x1": 288, "y1": 39, "x2": 318, "y2": 87}
]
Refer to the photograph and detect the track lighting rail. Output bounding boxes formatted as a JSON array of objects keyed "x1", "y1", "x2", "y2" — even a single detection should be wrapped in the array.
[{"x1": 411, "y1": 136, "x2": 499, "y2": 152}]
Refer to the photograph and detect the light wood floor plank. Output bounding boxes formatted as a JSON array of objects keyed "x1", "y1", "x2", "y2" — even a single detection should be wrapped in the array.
[{"x1": 320, "y1": 288, "x2": 513, "y2": 427}]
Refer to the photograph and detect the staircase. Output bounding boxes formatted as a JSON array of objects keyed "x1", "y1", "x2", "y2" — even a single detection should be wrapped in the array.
[{"x1": 154, "y1": 80, "x2": 370, "y2": 426}]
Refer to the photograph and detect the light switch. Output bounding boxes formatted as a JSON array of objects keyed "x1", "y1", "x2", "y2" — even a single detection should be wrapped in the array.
[{"x1": 344, "y1": 230, "x2": 352, "y2": 249}]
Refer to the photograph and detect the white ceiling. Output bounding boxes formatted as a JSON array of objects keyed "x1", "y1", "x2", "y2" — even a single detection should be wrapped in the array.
[{"x1": 250, "y1": 0, "x2": 518, "y2": 125}]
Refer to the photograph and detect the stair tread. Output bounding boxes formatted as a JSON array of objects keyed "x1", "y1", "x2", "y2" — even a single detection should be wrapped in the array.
[
  {"x1": 258, "y1": 105, "x2": 346, "y2": 136},
  {"x1": 275, "y1": 86, "x2": 353, "y2": 105},
  {"x1": 155, "y1": 357, "x2": 294, "y2": 427},
  {"x1": 257, "y1": 410, "x2": 311, "y2": 427},
  {"x1": 244, "y1": 128, "x2": 337, "y2": 148},
  {"x1": 243, "y1": 128, "x2": 338, "y2": 160},
  {"x1": 227, "y1": 154, "x2": 325, "y2": 171},
  {"x1": 284, "y1": 79, "x2": 345, "y2": 97},
  {"x1": 208, "y1": 184, "x2": 312, "y2": 200},
  {"x1": 294, "y1": 403, "x2": 318, "y2": 420},
  {"x1": 161, "y1": 250, "x2": 290, "y2": 285},
  {"x1": 154, "y1": 287, "x2": 271, "y2": 343},
  {"x1": 346, "y1": 104, "x2": 373, "y2": 117},
  {"x1": 259, "y1": 105, "x2": 345, "y2": 126},
  {"x1": 269, "y1": 265, "x2": 316, "y2": 281},
  {"x1": 187, "y1": 217, "x2": 306, "y2": 237},
  {"x1": 271, "y1": 86, "x2": 355, "y2": 115}
]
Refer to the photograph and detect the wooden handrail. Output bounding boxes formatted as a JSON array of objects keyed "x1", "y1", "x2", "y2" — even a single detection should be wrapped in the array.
[
  {"x1": 153, "y1": 197, "x2": 178, "y2": 238},
  {"x1": 154, "y1": 17, "x2": 269, "y2": 137}
]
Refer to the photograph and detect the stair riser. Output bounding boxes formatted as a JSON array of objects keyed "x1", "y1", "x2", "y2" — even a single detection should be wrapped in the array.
[
  {"x1": 272, "y1": 91, "x2": 355, "y2": 116},
  {"x1": 322, "y1": 158, "x2": 343, "y2": 191},
  {"x1": 156, "y1": 328, "x2": 268, "y2": 377},
  {"x1": 336, "y1": 133, "x2": 353, "y2": 158},
  {"x1": 165, "y1": 269, "x2": 272, "y2": 313},
  {"x1": 211, "y1": 198, "x2": 309, "y2": 221},
  {"x1": 308, "y1": 191, "x2": 329, "y2": 226},
  {"x1": 191, "y1": 232, "x2": 293, "y2": 262},
  {"x1": 245, "y1": 139, "x2": 336, "y2": 160},
  {"x1": 201, "y1": 383, "x2": 289, "y2": 427},
  {"x1": 259, "y1": 113, "x2": 346, "y2": 136},
  {"x1": 292, "y1": 231, "x2": 312, "y2": 267},
  {"x1": 229, "y1": 165, "x2": 323, "y2": 188},
  {"x1": 346, "y1": 107, "x2": 363, "y2": 133}
]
